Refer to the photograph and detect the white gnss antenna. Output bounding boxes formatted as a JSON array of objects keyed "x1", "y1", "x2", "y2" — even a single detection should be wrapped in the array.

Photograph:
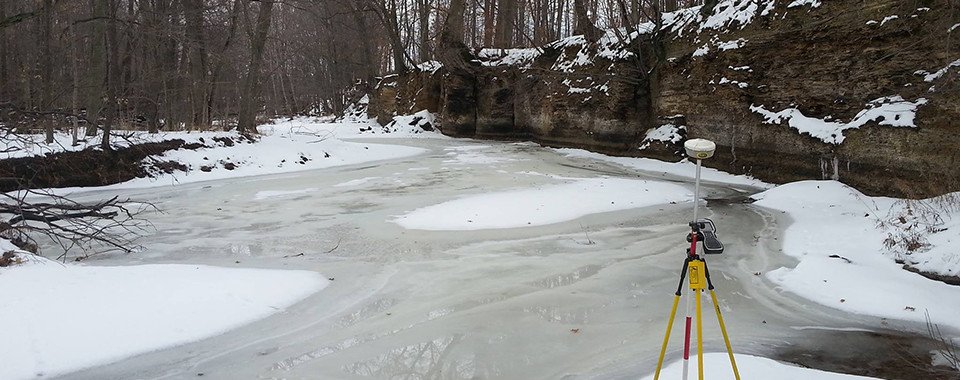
[{"x1": 683, "y1": 139, "x2": 716, "y2": 223}]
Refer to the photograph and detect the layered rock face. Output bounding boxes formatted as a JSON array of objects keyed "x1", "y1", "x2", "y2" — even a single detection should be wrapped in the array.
[{"x1": 369, "y1": 0, "x2": 960, "y2": 198}]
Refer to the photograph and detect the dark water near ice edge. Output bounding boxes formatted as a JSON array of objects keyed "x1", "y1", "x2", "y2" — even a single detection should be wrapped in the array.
[{"x1": 53, "y1": 138, "x2": 953, "y2": 380}]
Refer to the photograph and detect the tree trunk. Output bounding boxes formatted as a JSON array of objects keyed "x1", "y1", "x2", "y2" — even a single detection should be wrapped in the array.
[
  {"x1": 86, "y1": 0, "x2": 108, "y2": 137},
  {"x1": 418, "y1": 0, "x2": 430, "y2": 61},
  {"x1": 183, "y1": 0, "x2": 208, "y2": 127},
  {"x1": 348, "y1": 2, "x2": 376, "y2": 81},
  {"x1": 534, "y1": 0, "x2": 548, "y2": 44},
  {"x1": 514, "y1": 0, "x2": 525, "y2": 46},
  {"x1": 555, "y1": 0, "x2": 564, "y2": 40},
  {"x1": 41, "y1": 0, "x2": 54, "y2": 143},
  {"x1": 237, "y1": 0, "x2": 275, "y2": 134},
  {"x1": 573, "y1": 0, "x2": 597, "y2": 40},
  {"x1": 0, "y1": 1, "x2": 8, "y2": 103},
  {"x1": 71, "y1": 27, "x2": 79, "y2": 145},
  {"x1": 101, "y1": 0, "x2": 120, "y2": 151},
  {"x1": 494, "y1": 0, "x2": 515, "y2": 47},
  {"x1": 206, "y1": 0, "x2": 241, "y2": 128},
  {"x1": 483, "y1": 0, "x2": 495, "y2": 46},
  {"x1": 383, "y1": 0, "x2": 408, "y2": 72}
]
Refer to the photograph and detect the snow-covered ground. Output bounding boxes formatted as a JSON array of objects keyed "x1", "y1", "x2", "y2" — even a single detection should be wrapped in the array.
[
  {"x1": 643, "y1": 353, "x2": 878, "y2": 380},
  {"x1": 0, "y1": 251, "x2": 328, "y2": 380},
  {"x1": 3, "y1": 117, "x2": 437, "y2": 192},
  {"x1": 3, "y1": 115, "x2": 959, "y2": 378},
  {"x1": 754, "y1": 181, "x2": 960, "y2": 332}
]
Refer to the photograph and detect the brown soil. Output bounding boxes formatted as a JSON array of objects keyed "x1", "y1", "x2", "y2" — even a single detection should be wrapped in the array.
[
  {"x1": 903, "y1": 265, "x2": 960, "y2": 286},
  {"x1": 0, "y1": 139, "x2": 198, "y2": 192},
  {"x1": 0, "y1": 251, "x2": 16, "y2": 267},
  {"x1": 774, "y1": 330, "x2": 960, "y2": 379}
]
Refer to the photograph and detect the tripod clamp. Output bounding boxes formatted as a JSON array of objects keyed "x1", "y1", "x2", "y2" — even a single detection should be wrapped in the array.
[{"x1": 673, "y1": 254, "x2": 716, "y2": 297}]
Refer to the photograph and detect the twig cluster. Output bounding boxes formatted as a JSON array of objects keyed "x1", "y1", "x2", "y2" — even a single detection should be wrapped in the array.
[{"x1": 0, "y1": 188, "x2": 156, "y2": 261}]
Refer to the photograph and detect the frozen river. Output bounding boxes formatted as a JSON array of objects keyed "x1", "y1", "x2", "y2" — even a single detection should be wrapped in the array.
[{"x1": 57, "y1": 138, "x2": 912, "y2": 379}]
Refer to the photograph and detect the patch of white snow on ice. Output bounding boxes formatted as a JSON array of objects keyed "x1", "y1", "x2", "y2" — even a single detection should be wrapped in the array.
[
  {"x1": 394, "y1": 177, "x2": 691, "y2": 230},
  {"x1": 442, "y1": 145, "x2": 517, "y2": 165},
  {"x1": 254, "y1": 188, "x2": 318, "y2": 200},
  {"x1": 334, "y1": 176, "x2": 381, "y2": 188},
  {"x1": 0, "y1": 260, "x2": 328, "y2": 380}
]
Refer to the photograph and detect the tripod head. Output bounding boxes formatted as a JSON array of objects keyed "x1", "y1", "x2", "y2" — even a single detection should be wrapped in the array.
[{"x1": 686, "y1": 218, "x2": 724, "y2": 255}]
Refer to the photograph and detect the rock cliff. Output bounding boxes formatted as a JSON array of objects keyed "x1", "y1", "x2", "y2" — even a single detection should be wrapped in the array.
[{"x1": 369, "y1": 0, "x2": 959, "y2": 198}]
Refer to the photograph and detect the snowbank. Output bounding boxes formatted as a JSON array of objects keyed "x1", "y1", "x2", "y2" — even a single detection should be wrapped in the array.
[
  {"x1": 0, "y1": 258, "x2": 328, "y2": 380},
  {"x1": 370, "y1": 110, "x2": 442, "y2": 135},
  {"x1": 753, "y1": 181, "x2": 960, "y2": 331},
  {"x1": 641, "y1": 353, "x2": 878, "y2": 380},
  {"x1": 7, "y1": 117, "x2": 434, "y2": 192},
  {"x1": 394, "y1": 177, "x2": 691, "y2": 230},
  {"x1": 135, "y1": 118, "x2": 426, "y2": 188}
]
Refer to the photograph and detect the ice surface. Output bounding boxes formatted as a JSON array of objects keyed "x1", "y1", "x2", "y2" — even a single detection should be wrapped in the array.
[{"x1": 558, "y1": 148, "x2": 772, "y2": 188}]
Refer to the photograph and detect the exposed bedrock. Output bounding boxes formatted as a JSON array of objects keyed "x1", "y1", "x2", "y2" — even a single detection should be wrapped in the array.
[{"x1": 369, "y1": 0, "x2": 960, "y2": 198}]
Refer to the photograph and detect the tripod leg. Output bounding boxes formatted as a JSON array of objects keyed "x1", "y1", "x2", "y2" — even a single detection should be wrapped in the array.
[
  {"x1": 696, "y1": 289, "x2": 704, "y2": 380},
  {"x1": 653, "y1": 296, "x2": 681, "y2": 380},
  {"x1": 654, "y1": 259, "x2": 690, "y2": 380},
  {"x1": 702, "y1": 260, "x2": 741, "y2": 380},
  {"x1": 710, "y1": 290, "x2": 741, "y2": 380}
]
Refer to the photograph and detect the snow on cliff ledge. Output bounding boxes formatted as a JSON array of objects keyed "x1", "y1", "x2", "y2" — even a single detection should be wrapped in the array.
[{"x1": 750, "y1": 96, "x2": 928, "y2": 144}]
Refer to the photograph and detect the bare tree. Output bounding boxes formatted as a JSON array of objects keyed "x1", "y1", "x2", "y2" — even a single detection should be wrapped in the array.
[
  {"x1": 237, "y1": 0, "x2": 276, "y2": 134},
  {"x1": 0, "y1": 1, "x2": 7, "y2": 103},
  {"x1": 495, "y1": 0, "x2": 515, "y2": 47},
  {"x1": 40, "y1": 0, "x2": 54, "y2": 143},
  {"x1": 573, "y1": 0, "x2": 599, "y2": 40},
  {"x1": 184, "y1": 0, "x2": 211, "y2": 127}
]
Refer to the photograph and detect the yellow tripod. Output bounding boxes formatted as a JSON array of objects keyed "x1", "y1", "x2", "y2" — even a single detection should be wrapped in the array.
[{"x1": 652, "y1": 223, "x2": 740, "y2": 380}]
